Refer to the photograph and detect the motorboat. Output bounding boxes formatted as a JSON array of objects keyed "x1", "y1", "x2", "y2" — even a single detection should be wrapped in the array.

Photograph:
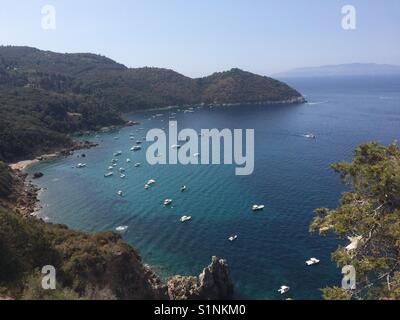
[
  {"x1": 115, "y1": 225, "x2": 128, "y2": 233},
  {"x1": 131, "y1": 146, "x2": 142, "y2": 151},
  {"x1": 120, "y1": 174, "x2": 126, "y2": 179},
  {"x1": 180, "y1": 216, "x2": 192, "y2": 223},
  {"x1": 252, "y1": 204, "x2": 265, "y2": 211},
  {"x1": 117, "y1": 190, "x2": 123, "y2": 196},
  {"x1": 119, "y1": 168, "x2": 126, "y2": 172},
  {"x1": 147, "y1": 179, "x2": 156, "y2": 185},
  {"x1": 76, "y1": 163, "x2": 87, "y2": 168},
  {"x1": 171, "y1": 144, "x2": 181, "y2": 150},
  {"x1": 104, "y1": 172, "x2": 113, "y2": 177},
  {"x1": 126, "y1": 158, "x2": 131, "y2": 163},
  {"x1": 134, "y1": 163, "x2": 141, "y2": 167},
  {"x1": 113, "y1": 151, "x2": 122, "y2": 156},
  {"x1": 164, "y1": 199, "x2": 173, "y2": 206},
  {"x1": 278, "y1": 286, "x2": 290, "y2": 295},
  {"x1": 228, "y1": 235, "x2": 238, "y2": 242},
  {"x1": 306, "y1": 258, "x2": 320, "y2": 266},
  {"x1": 180, "y1": 185, "x2": 187, "y2": 192}
]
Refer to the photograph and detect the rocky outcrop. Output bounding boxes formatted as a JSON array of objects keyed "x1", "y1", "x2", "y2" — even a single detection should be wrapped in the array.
[{"x1": 167, "y1": 256, "x2": 234, "y2": 300}]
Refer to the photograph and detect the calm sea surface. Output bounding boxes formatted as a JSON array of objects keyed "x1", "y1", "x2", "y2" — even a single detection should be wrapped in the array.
[{"x1": 28, "y1": 76, "x2": 400, "y2": 299}]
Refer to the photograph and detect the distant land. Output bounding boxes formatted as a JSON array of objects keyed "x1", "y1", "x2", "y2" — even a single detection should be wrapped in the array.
[
  {"x1": 0, "y1": 46, "x2": 304, "y2": 163},
  {"x1": 274, "y1": 63, "x2": 400, "y2": 78}
]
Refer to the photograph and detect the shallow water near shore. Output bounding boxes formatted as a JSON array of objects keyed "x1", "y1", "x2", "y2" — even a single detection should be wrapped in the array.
[{"x1": 28, "y1": 76, "x2": 400, "y2": 299}]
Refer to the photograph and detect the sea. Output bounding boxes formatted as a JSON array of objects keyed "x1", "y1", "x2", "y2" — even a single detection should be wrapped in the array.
[{"x1": 27, "y1": 75, "x2": 400, "y2": 299}]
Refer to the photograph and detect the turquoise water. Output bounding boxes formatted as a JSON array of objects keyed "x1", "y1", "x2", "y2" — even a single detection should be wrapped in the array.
[{"x1": 28, "y1": 76, "x2": 400, "y2": 300}]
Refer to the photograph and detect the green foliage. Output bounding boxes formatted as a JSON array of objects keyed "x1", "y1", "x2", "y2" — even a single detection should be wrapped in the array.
[
  {"x1": 0, "y1": 46, "x2": 303, "y2": 162},
  {"x1": 0, "y1": 161, "x2": 13, "y2": 197},
  {"x1": 311, "y1": 142, "x2": 400, "y2": 300}
]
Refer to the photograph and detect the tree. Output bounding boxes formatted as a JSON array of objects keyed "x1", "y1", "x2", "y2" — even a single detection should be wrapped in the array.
[{"x1": 310, "y1": 142, "x2": 400, "y2": 300}]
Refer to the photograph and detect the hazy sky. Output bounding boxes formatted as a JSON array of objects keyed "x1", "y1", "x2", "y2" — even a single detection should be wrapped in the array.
[{"x1": 1, "y1": 0, "x2": 399, "y2": 77}]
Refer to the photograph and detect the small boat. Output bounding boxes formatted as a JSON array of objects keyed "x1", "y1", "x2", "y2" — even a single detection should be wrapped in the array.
[
  {"x1": 147, "y1": 179, "x2": 156, "y2": 185},
  {"x1": 131, "y1": 146, "x2": 142, "y2": 151},
  {"x1": 113, "y1": 151, "x2": 122, "y2": 156},
  {"x1": 104, "y1": 172, "x2": 113, "y2": 177},
  {"x1": 304, "y1": 134, "x2": 316, "y2": 139},
  {"x1": 278, "y1": 286, "x2": 290, "y2": 295},
  {"x1": 171, "y1": 144, "x2": 181, "y2": 150},
  {"x1": 76, "y1": 163, "x2": 87, "y2": 168},
  {"x1": 117, "y1": 190, "x2": 123, "y2": 196},
  {"x1": 136, "y1": 141, "x2": 142, "y2": 145},
  {"x1": 115, "y1": 225, "x2": 128, "y2": 233},
  {"x1": 111, "y1": 158, "x2": 118, "y2": 163},
  {"x1": 193, "y1": 153, "x2": 200, "y2": 157},
  {"x1": 228, "y1": 235, "x2": 238, "y2": 242},
  {"x1": 180, "y1": 215, "x2": 192, "y2": 223},
  {"x1": 126, "y1": 158, "x2": 131, "y2": 163},
  {"x1": 180, "y1": 185, "x2": 187, "y2": 192},
  {"x1": 306, "y1": 258, "x2": 320, "y2": 266},
  {"x1": 164, "y1": 199, "x2": 173, "y2": 206},
  {"x1": 130, "y1": 137, "x2": 135, "y2": 140},
  {"x1": 144, "y1": 184, "x2": 150, "y2": 189},
  {"x1": 114, "y1": 137, "x2": 119, "y2": 140},
  {"x1": 134, "y1": 163, "x2": 141, "y2": 167},
  {"x1": 119, "y1": 168, "x2": 126, "y2": 172},
  {"x1": 108, "y1": 166, "x2": 113, "y2": 170},
  {"x1": 252, "y1": 204, "x2": 265, "y2": 211},
  {"x1": 120, "y1": 174, "x2": 126, "y2": 179}
]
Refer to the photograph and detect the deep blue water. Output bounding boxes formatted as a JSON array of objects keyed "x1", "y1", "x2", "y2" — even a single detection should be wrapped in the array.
[{"x1": 27, "y1": 76, "x2": 400, "y2": 300}]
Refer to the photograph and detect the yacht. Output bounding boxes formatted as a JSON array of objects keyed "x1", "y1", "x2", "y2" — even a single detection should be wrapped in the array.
[
  {"x1": 180, "y1": 215, "x2": 192, "y2": 223},
  {"x1": 164, "y1": 199, "x2": 173, "y2": 206},
  {"x1": 306, "y1": 258, "x2": 320, "y2": 266},
  {"x1": 104, "y1": 172, "x2": 113, "y2": 177},
  {"x1": 278, "y1": 286, "x2": 290, "y2": 295},
  {"x1": 252, "y1": 204, "x2": 265, "y2": 211}
]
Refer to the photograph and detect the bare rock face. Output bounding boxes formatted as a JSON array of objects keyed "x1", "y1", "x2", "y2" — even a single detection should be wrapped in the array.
[{"x1": 167, "y1": 256, "x2": 234, "y2": 300}]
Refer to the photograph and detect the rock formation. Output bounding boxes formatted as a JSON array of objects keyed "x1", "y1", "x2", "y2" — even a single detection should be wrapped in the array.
[{"x1": 167, "y1": 256, "x2": 234, "y2": 300}]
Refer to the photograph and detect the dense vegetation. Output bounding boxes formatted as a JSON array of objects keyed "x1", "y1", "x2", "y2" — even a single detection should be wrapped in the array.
[
  {"x1": 0, "y1": 207, "x2": 164, "y2": 299},
  {"x1": 0, "y1": 161, "x2": 12, "y2": 197},
  {"x1": 0, "y1": 46, "x2": 304, "y2": 162},
  {"x1": 311, "y1": 142, "x2": 400, "y2": 300}
]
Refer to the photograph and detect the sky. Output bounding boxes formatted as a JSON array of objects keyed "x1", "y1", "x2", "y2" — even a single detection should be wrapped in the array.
[{"x1": 0, "y1": 0, "x2": 399, "y2": 77}]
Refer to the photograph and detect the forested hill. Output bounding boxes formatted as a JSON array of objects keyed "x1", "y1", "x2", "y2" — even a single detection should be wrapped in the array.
[{"x1": 0, "y1": 46, "x2": 304, "y2": 162}]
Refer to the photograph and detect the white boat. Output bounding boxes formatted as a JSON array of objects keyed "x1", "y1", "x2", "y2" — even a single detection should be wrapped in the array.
[
  {"x1": 126, "y1": 158, "x2": 131, "y2": 163},
  {"x1": 193, "y1": 153, "x2": 200, "y2": 157},
  {"x1": 306, "y1": 258, "x2": 320, "y2": 266},
  {"x1": 120, "y1": 174, "x2": 126, "y2": 179},
  {"x1": 304, "y1": 134, "x2": 316, "y2": 139},
  {"x1": 252, "y1": 204, "x2": 265, "y2": 211},
  {"x1": 171, "y1": 144, "x2": 181, "y2": 150},
  {"x1": 113, "y1": 151, "x2": 122, "y2": 156},
  {"x1": 181, "y1": 185, "x2": 187, "y2": 192},
  {"x1": 278, "y1": 286, "x2": 290, "y2": 295},
  {"x1": 115, "y1": 225, "x2": 128, "y2": 233},
  {"x1": 134, "y1": 163, "x2": 141, "y2": 167},
  {"x1": 131, "y1": 146, "x2": 142, "y2": 151},
  {"x1": 228, "y1": 235, "x2": 238, "y2": 242},
  {"x1": 119, "y1": 167, "x2": 126, "y2": 172},
  {"x1": 104, "y1": 172, "x2": 113, "y2": 177},
  {"x1": 144, "y1": 184, "x2": 150, "y2": 189},
  {"x1": 164, "y1": 199, "x2": 173, "y2": 206},
  {"x1": 76, "y1": 163, "x2": 87, "y2": 168},
  {"x1": 136, "y1": 141, "x2": 142, "y2": 145},
  {"x1": 180, "y1": 215, "x2": 192, "y2": 223},
  {"x1": 108, "y1": 166, "x2": 113, "y2": 170},
  {"x1": 147, "y1": 179, "x2": 156, "y2": 185},
  {"x1": 117, "y1": 190, "x2": 123, "y2": 196}
]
